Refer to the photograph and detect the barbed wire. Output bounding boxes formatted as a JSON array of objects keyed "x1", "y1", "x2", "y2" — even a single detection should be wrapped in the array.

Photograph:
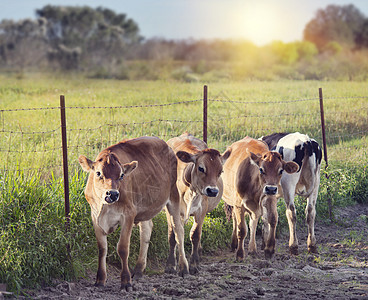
[
  {"x1": 1, "y1": 93, "x2": 368, "y2": 176},
  {"x1": 0, "y1": 99, "x2": 202, "y2": 113},
  {"x1": 209, "y1": 97, "x2": 320, "y2": 104},
  {"x1": 2, "y1": 96, "x2": 367, "y2": 113},
  {"x1": 0, "y1": 128, "x2": 60, "y2": 134}
]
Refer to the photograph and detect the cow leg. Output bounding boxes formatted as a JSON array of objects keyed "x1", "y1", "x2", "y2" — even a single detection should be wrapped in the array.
[
  {"x1": 189, "y1": 203, "x2": 207, "y2": 274},
  {"x1": 166, "y1": 186, "x2": 189, "y2": 277},
  {"x1": 248, "y1": 212, "x2": 260, "y2": 256},
  {"x1": 306, "y1": 175, "x2": 320, "y2": 253},
  {"x1": 117, "y1": 219, "x2": 134, "y2": 291},
  {"x1": 284, "y1": 191, "x2": 299, "y2": 255},
  {"x1": 231, "y1": 209, "x2": 238, "y2": 252},
  {"x1": 132, "y1": 220, "x2": 153, "y2": 279},
  {"x1": 262, "y1": 197, "x2": 278, "y2": 259},
  {"x1": 233, "y1": 205, "x2": 247, "y2": 261},
  {"x1": 164, "y1": 207, "x2": 177, "y2": 274},
  {"x1": 93, "y1": 224, "x2": 108, "y2": 287}
]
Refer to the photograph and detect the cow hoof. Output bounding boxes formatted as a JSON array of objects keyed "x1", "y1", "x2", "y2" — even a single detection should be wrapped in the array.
[
  {"x1": 289, "y1": 246, "x2": 298, "y2": 255},
  {"x1": 121, "y1": 283, "x2": 133, "y2": 292},
  {"x1": 264, "y1": 250, "x2": 274, "y2": 260},
  {"x1": 189, "y1": 265, "x2": 199, "y2": 275},
  {"x1": 164, "y1": 265, "x2": 176, "y2": 274},
  {"x1": 308, "y1": 245, "x2": 318, "y2": 254},
  {"x1": 235, "y1": 256, "x2": 244, "y2": 262},
  {"x1": 94, "y1": 282, "x2": 105, "y2": 288},
  {"x1": 179, "y1": 267, "x2": 189, "y2": 278},
  {"x1": 132, "y1": 268, "x2": 144, "y2": 280},
  {"x1": 248, "y1": 250, "x2": 259, "y2": 258}
]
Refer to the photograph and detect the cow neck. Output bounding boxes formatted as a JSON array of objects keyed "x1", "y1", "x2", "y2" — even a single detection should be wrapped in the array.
[{"x1": 90, "y1": 199, "x2": 104, "y2": 223}]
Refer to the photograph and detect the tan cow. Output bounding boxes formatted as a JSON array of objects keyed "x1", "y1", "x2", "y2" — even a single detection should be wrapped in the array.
[
  {"x1": 78, "y1": 136, "x2": 189, "y2": 291},
  {"x1": 222, "y1": 137, "x2": 299, "y2": 259},
  {"x1": 167, "y1": 132, "x2": 231, "y2": 274}
]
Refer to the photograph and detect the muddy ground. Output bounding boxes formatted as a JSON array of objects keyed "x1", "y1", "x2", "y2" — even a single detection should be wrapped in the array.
[{"x1": 16, "y1": 204, "x2": 368, "y2": 299}]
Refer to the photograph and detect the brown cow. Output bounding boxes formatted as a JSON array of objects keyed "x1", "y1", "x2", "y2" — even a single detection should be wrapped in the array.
[
  {"x1": 78, "y1": 136, "x2": 189, "y2": 291},
  {"x1": 222, "y1": 137, "x2": 299, "y2": 259},
  {"x1": 167, "y1": 132, "x2": 231, "y2": 274}
]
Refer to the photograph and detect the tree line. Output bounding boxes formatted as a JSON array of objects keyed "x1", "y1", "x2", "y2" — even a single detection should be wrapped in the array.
[{"x1": 1, "y1": 4, "x2": 368, "y2": 80}]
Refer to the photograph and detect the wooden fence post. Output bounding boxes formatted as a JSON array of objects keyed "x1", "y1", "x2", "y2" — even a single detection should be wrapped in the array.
[
  {"x1": 60, "y1": 95, "x2": 70, "y2": 230},
  {"x1": 203, "y1": 85, "x2": 208, "y2": 144}
]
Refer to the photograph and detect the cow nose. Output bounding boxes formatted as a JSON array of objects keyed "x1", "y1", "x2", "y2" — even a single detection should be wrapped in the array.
[
  {"x1": 265, "y1": 186, "x2": 277, "y2": 195},
  {"x1": 105, "y1": 190, "x2": 119, "y2": 203},
  {"x1": 205, "y1": 187, "x2": 219, "y2": 197}
]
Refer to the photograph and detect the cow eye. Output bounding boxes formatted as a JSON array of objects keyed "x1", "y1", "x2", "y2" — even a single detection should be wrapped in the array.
[
  {"x1": 279, "y1": 169, "x2": 284, "y2": 175},
  {"x1": 119, "y1": 173, "x2": 124, "y2": 180},
  {"x1": 259, "y1": 168, "x2": 264, "y2": 175},
  {"x1": 198, "y1": 166, "x2": 205, "y2": 173},
  {"x1": 96, "y1": 171, "x2": 102, "y2": 178}
]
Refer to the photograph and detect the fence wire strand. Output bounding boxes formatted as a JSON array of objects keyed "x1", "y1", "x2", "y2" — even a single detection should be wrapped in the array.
[{"x1": 1, "y1": 91, "x2": 367, "y2": 174}]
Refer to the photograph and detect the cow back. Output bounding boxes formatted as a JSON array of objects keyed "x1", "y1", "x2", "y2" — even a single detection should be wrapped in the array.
[
  {"x1": 274, "y1": 132, "x2": 322, "y2": 197},
  {"x1": 222, "y1": 137, "x2": 269, "y2": 206},
  {"x1": 89, "y1": 136, "x2": 178, "y2": 222}
]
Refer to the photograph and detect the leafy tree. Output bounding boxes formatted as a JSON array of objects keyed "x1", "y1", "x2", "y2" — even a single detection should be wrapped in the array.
[
  {"x1": 303, "y1": 4, "x2": 366, "y2": 50},
  {"x1": 270, "y1": 41, "x2": 299, "y2": 65},
  {"x1": 295, "y1": 41, "x2": 318, "y2": 61},
  {"x1": 355, "y1": 19, "x2": 368, "y2": 48},
  {"x1": 0, "y1": 18, "x2": 48, "y2": 68},
  {"x1": 323, "y1": 41, "x2": 343, "y2": 55},
  {"x1": 36, "y1": 5, "x2": 142, "y2": 69}
]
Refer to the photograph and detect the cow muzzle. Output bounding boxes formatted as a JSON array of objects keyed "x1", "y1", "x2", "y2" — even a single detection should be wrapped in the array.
[
  {"x1": 264, "y1": 185, "x2": 278, "y2": 195},
  {"x1": 204, "y1": 186, "x2": 219, "y2": 197},
  {"x1": 104, "y1": 189, "x2": 120, "y2": 204}
]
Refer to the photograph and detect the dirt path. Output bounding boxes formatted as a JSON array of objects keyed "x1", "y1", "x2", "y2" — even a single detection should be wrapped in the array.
[{"x1": 22, "y1": 204, "x2": 368, "y2": 299}]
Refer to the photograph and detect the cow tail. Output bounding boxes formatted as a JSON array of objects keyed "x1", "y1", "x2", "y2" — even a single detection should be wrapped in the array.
[{"x1": 224, "y1": 203, "x2": 233, "y2": 222}]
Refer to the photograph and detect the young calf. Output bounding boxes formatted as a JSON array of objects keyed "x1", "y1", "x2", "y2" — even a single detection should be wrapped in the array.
[
  {"x1": 167, "y1": 132, "x2": 231, "y2": 274},
  {"x1": 78, "y1": 136, "x2": 189, "y2": 291},
  {"x1": 261, "y1": 132, "x2": 322, "y2": 254},
  {"x1": 222, "y1": 137, "x2": 298, "y2": 259}
]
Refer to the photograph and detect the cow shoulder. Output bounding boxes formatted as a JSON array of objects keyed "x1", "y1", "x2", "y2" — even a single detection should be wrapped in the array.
[{"x1": 260, "y1": 132, "x2": 289, "y2": 150}]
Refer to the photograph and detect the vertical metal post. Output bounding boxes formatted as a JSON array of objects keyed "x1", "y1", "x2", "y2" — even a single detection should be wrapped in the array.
[
  {"x1": 319, "y1": 88, "x2": 332, "y2": 220},
  {"x1": 203, "y1": 85, "x2": 208, "y2": 144},
  {"x1": 60, "y1": 95, "x2": 70, "y2": 230},
  {"x1": 319, "y1": 88, "x2": 328, "y2": 168}
]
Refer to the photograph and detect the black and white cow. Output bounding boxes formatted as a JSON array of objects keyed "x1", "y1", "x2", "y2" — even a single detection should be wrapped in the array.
[{"x1": 261, "y1": 132, "x2": 322, "y2": 255}]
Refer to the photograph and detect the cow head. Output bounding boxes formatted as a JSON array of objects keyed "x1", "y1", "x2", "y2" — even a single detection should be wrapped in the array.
[
  {"x1": 78, "y1": 152, "x2": 137, "y2": 204},
  {"x1": 176, "y1": 148, "x2": 231, "y2": 197},
  {"x1": 249, "y1": 151, "x2": 298, "y2": 259},
  {"x1": 249, "y1": 151, "x2": 299, "y2": 196}
]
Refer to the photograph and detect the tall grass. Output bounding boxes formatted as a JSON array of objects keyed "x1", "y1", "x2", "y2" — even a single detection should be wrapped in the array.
[
  {"x1": 0, "y1": 171, "x2": 73, "y2": 292},
  {"x1": 1, "y1": 74, "x2": 368, "y2": 293},
  {"x1": 0, "y1": 169, "x2": 233, "y2": 294}
]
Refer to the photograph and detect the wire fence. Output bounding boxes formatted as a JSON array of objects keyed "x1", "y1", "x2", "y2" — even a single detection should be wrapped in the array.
[{"x1": 1, "y1": 85, "x2": 368, "y2": 212}]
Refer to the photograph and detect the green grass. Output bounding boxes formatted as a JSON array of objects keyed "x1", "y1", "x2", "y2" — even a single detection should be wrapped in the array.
[{"x1": 1, "y1": 73, "x2": 368, "y2": 294}]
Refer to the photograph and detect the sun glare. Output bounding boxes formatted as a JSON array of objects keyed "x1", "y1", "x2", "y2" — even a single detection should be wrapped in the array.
[{"x1": 241, "y1": 3, "x2": 291, "y2": 45}]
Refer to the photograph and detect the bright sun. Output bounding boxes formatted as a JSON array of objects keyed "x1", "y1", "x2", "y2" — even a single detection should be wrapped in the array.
[{"x1": 240, "y1": 2, "x2": 295, "y2": 45}]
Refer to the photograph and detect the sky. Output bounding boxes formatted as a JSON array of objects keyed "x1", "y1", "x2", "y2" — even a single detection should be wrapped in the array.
[{"x1": 1, "y1": 0, "x2": 368, "y2": 45}]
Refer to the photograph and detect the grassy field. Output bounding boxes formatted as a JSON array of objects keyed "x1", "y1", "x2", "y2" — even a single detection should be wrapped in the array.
[{"x1": 0, "y1": 73, "x2": 367, "y2": 294}]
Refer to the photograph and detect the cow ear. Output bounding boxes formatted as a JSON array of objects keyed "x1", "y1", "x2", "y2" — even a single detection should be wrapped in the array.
[
  {"x1": 176, "y1": 151, "x2": 196, "y2": 163},
  {"x1": 79, "y1": 155, "x2": 94, "y2": 172},
  {"x1": 249, "y1": 151, "x2": 262, "y2": 167},
  {"x1": 183, "y1": 163, "x2": 193, "y2": 186},
  {"x1": 283, "y1": 161, "x2": 299, "y2": 174},
  {"x1": 123, "y1": 161, "x2": 138, "y2": 176},
  {"x1": 221, "y1": 148, "x2": 232, "y2": 165}
]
